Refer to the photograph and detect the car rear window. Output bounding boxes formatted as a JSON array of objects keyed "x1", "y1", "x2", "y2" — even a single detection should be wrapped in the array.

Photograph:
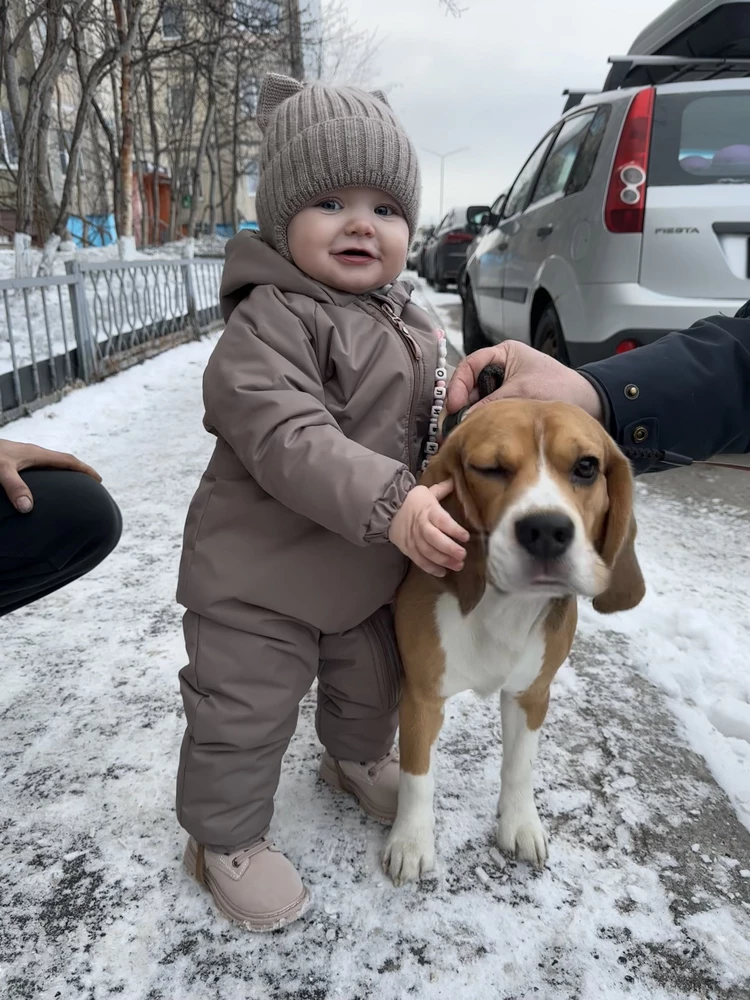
[{"x1": 649, "y1": 91, "x2": 750, "y2": 186}]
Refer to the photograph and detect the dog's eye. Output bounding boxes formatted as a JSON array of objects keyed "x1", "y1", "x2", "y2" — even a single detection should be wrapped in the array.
[
  {"x1": 571, "y1": 456, "x2": 599, "y2": 483},
  {"x1": 470, "y1": 464, "x2": 508, "y2": 479}
]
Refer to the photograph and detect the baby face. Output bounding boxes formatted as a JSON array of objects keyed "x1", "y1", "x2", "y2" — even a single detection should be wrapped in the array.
[{"x1": 287, "y1": 186, "x2": 410, "y2": 294}]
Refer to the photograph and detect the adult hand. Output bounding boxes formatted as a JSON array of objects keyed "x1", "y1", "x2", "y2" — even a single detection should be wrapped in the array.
[
  {"x1": 0, "y1": 440, "x2": 101, "y2": 513},
  {"x1": 446, "y1": 341, "x2": 604, "y2": 422},
  {"x1": 388, "y1": 480, "x2": 469, "y2": 577}
]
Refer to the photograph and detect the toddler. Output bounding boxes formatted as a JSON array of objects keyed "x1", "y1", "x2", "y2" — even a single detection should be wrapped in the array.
[{"x1": 176, "y1": 72, "x2": 468, "y2": 931}]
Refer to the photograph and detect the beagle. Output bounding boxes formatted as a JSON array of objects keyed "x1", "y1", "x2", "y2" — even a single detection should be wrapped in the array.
[{"x1": 383, "y1": 399, "x2": 646, "y2": 885}]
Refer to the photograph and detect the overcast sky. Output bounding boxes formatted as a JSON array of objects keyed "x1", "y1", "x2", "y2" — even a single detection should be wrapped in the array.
[{"x1": 342, "y1": 0, "x2": 668, "y2": 225}]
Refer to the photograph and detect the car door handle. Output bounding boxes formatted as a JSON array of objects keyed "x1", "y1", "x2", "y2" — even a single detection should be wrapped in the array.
[{"x1": 536, "y1": 225, "x2": 554, "y2": 238}]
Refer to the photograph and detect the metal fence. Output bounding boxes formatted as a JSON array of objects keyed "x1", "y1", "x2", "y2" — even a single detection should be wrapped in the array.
[{"x1": 0, "y1": 256, "x2": 224, "y2": 425}]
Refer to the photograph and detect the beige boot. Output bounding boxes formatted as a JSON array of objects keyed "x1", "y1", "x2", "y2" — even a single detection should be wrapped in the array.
[
  {"x1": 319, "y1": 748, "x2": 399, "y2": 823},
  {"x1": 184, "y1": 836, "x2": 310, "y2": 932}
]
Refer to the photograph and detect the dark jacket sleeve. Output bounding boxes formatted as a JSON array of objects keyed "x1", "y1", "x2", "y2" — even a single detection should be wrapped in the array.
[{"x1": 578, "y1": 304, "x2": 750, "y2": 474}]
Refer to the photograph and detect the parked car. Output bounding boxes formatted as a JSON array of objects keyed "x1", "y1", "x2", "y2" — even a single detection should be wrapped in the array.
[
  {"x1": 462, "y1": 0, "x2": 750, "y2": 363},
  {"x1": 423, "y1": 206, "x2": 484, "y2": 292},
  {"x1": 407, "y1": 226, "x2": 434, "y2": 271},
  {"x1": 457, "y1": 191, "x2": 507, "y2": 300}
]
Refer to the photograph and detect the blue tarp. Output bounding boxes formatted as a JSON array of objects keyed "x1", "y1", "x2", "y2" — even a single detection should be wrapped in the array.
[
  {"x1": 215, "y1": 221, "x2": 259, "y2": 238},
  {"x1": 67, "y1": 214, "x2": 117, "y2": 248}
]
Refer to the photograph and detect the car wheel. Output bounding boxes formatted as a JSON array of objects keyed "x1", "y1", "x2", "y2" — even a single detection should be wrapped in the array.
[
  {"x1": 462, "y1": 286, "x2": 491, "y2": 355},
  {"x1": 533, "y1": 303, "x2": 570, "y2": 366}
]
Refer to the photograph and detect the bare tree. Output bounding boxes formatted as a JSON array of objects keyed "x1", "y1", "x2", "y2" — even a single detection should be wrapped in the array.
[
  {"x1": 2, "y1": 0, "x2": 71, "y2": 276},
  {"x1": 439, "y1": 0, "x2": 467, "y2": 13},
  {"x1": 112, "y1": 0, "x2": 144, "y2": 258},
  {"x1": 286, "y1": 0, "x2": 304, "y2": 80},
  {"x1": 1, "y1": 0, "x2": 321, "y2": 268},
  {"x1": 312, "y1": 0, "x2": 381, "y2": 87},
  {"x1": 48, "y1": 1, "x2": 141, "y2": 264}
]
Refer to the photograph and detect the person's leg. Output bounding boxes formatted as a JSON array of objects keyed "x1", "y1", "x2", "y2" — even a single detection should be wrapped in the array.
[
  {"x1": 177, "y1": 607, "x2": 321, "y2": 930},
  {"x1": 176, "y1": 607, "x2": 320, "y2": 853},
  {"x1": 0, "y1": 469, "x2": 122, "y2": 617},
  {"x1": 317, "y1": 604, "x2": 402, "y2": 822}
]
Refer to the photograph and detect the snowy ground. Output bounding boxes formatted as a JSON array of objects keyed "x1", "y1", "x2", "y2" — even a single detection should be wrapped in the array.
[{"x1": 1, "y1": 286, "x2": 750, "y2": 999}]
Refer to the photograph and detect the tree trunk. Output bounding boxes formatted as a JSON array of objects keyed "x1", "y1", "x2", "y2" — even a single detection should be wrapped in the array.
[
  {"x1": 143, "y1": 64, "x2": 161, "y2": 244},
  {"x1": 207, "y1": 144, "x2": 217, "y2": 237},
  {"x1": 35, "y1": 65, "x2": 67, "y2": 270},
  {"x1": 186, "y1": 43, "x2": 221, "y2": 239},
  {"x1": 213, "y1": 113, "x2": 227, "y2": 228},
  {"x1": 134, "y1": 91, "x2": 148, "y2": 246},
  {"x1": 113, "y1": 0, "x2": 137, "y2": 259},
  {"x1": 231, "y1": 65, "x2": 240, "y2": 233},
  {"x1": 287, "y1": 0, "x2": 304, "y2": 80},
  {"x1": 7, "y1": 0, "x2": 68, "y2": 274},
  {"x1": 93, "y1": 97, "x2": 120, "y2": 238},
  {"x1": 52, "y1": 1, "x2": 141, "y2": 242}
]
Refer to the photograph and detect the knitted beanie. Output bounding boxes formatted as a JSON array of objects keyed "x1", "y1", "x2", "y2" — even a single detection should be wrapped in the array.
[{"x1": 254, "y1": 73, "x2": 421, "y2": 260}]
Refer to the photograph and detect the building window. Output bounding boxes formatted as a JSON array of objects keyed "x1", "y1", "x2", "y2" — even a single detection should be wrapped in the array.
[
  {"x1": 162, "y1": 4, "x2": 185, "y2": 40},
  {"x1": 234, "y1": 1, "x2": 281, "y2": 33},
  {"x1": 0, "y1": 109, "x2": 19, "y2": 169},
  {"x1": 245, "y1": 161, "x2": 260, "y2": 196},
  {"x1": 240, "y1": 77, "x2": 259, "y2": 117},
  {"x1": 169, "y1": 86, "x2": 188, "y2": 121}
]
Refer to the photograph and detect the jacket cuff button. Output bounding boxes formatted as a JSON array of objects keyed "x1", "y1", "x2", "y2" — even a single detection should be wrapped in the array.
[
  {"x1": 624, "y1": 384, "x2": 639, "y2": 399},
  {"x1": 633, "y1": 425, "x2": 649, "y2": 443}
]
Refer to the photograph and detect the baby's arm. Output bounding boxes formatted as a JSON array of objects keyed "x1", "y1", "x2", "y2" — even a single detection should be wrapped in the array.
[{"x1": 203, "y1": 287, "x2": 414, "y2": 547}]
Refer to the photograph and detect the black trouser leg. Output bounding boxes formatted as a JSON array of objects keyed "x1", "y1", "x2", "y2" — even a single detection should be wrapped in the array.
[{"x1": 0, "y1": 469, "x2": 122, "y2": 617}]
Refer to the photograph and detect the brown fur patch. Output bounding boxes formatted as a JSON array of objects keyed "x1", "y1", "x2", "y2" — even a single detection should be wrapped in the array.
[
  {"x1": 394, "y1": 570, "x2": 447, "y2": 775},
  {"x1": 592, "y1": 444, "x2": 646, "y2": 614},
  {"x1": 517, "y1": 598, "x2": 578, "y2": 730}
]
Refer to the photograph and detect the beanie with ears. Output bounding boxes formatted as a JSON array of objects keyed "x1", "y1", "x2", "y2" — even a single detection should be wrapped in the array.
[{"x1": 254, "y1": 73, "x2": 421, "y2": 260}]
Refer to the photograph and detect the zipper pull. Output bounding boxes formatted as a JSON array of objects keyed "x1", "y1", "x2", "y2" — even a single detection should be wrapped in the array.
[{"x1": 379, "y1": 301, "x2": 421, "y2": 358}]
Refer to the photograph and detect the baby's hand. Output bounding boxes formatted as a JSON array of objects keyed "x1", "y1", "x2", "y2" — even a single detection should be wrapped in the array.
[{"x1": 388, "y1": 480, "x2": 469, "y2": 577}]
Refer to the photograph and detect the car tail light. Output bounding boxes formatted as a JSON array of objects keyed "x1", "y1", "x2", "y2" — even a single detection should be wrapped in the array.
[
  {"x1": 443, "y1": 232, "x2": 473, "y2": 245},
  {"x1": 615, "y1": 338, "x2": 640, "y2": 354},
  {"x1": 604, "y1": 87, "x2": 655, "y2": 234}
]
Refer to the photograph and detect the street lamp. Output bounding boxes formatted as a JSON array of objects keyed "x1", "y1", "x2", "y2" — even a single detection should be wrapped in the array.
[{"x1": 422, "y1": 146, "x2": 470, "y2": 220}]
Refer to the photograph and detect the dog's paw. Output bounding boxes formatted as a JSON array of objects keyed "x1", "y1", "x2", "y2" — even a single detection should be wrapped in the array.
[
  {"x1": 496, "y1": 804, "x2": 548, "y2": 868},
  {"x1": 383, "y1": 823, "x2": 435, "y2": 886}
]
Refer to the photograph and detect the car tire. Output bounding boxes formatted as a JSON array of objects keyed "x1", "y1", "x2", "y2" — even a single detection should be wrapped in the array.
[
  {"x1": 457, "y1": 262, "x2": 467, "y2": 300},
  {"x1": 462, "y1": 286, "x2": 491, "y2": 355},
  {"x1": 533, "y1": 303, "x2": 570, "y2": 366}
]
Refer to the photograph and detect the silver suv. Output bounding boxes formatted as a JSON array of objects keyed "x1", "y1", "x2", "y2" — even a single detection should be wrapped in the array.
[{"x1": 462, "y1": 74, "x2": 750, "y2": 364}]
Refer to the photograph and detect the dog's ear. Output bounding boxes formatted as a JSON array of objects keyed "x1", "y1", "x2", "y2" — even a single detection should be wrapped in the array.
[
  {"x1": 421, "y1": 435, "x2": 486, "y2": 616},
  {"x1": 592, "y1": 444, "x2": 646, "y2": 614}
]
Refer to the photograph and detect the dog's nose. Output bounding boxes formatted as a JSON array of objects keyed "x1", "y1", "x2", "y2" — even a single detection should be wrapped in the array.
[{"x1": 515, "y1": 512, "x2": 574, "y2": 560}]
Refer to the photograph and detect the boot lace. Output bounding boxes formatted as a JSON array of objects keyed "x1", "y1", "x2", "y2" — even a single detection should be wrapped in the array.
[
  {"x1": 367, "y1": 746, "x2": 399, "y2": 778},
  {"x1": 231, "y1": 837, "x2": 274, "y2": 868}
]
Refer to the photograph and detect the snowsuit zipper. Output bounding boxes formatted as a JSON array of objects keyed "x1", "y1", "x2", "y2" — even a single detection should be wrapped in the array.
[{"x1": 378, "y1": 299, "x2": 424, "y2": 474}]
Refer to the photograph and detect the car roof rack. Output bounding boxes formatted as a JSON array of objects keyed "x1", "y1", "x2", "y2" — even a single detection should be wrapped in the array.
[
  {"x1": 604, "y1": 53, "x2": 750, "y2": 89},
  {"x1": 561, "y1": 89, "x2": 601, "y2": 112},
  {"x1": 563, "y1": 54, "x2": 750, "y2": 111}
]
